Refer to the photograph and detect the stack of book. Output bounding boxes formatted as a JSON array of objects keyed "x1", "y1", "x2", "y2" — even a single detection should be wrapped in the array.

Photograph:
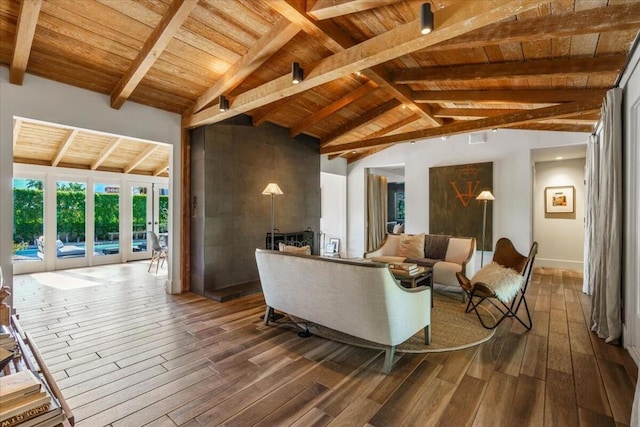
[
  {"x1": 0, "y1": 370, "x2": 62, "y2": 427},
  {"x1": 0, "y1": 325, "x2": 16, "y2": 351},
  {"x1": 389, "y1": 262, "x2": 420, "y2": 275}
]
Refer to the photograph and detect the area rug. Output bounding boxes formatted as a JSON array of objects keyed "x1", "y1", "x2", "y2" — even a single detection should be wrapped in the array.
[{"x1": 283, "y1": 292, "x2": 495, "y2": 353}]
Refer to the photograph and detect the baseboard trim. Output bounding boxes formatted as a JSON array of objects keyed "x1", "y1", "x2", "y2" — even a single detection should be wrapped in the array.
[
  {"x1": 628, "y1": 345, "x2": 640, "y2": 366},
  {"x1": 535, "y1": 258, "x2": 583, "y2": 271}
]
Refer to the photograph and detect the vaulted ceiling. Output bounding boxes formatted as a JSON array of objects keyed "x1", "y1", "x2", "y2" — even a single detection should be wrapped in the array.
[{"x1": 2, "y1": 0, "x2": 639, "y2": 166}]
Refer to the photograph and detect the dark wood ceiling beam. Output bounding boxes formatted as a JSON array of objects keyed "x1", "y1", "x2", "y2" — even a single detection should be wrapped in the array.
[
  {"x1": 321, "y1": 100, "x2": 602, "y2": 154},
  {"x1": 394, "y1": 55, "x2": 627, "y2": 84},
  {"x1": 111, "y1": 0, "x2": 198, "y2": 109},
  {"x1": 428, "y1": 2, "x2": 640, "y2": 52},
  {"x1": 308, "y1": 0, "x2": 404, "y2": 20},
  {"x1": 125, "y1": 145, "x2": 158, "y2": 174},
  {"x1": 184, "y1": 0, "x2": 546, "y2": 128},
  {"x1": 413, "y1": 89, "x2": 606, "y2": 104},
  {"x1": 290, "y1": 81, "x2": 377, "y2": 137},
  {"x1": 52, "y1": 129, "x2": 80, "y2": 167},
  {"x1": 10, "y1": 0, "x2": 42, "y2": 85},
  {"x1": 91, "y1": 137, "x2": 122, "y2": 171},
  {"x1": 190, "y1": 17, "x2": 301, "y2": 114},
  {"x1": 321, "y1": 100, "x2": 401, "y2": 146}
]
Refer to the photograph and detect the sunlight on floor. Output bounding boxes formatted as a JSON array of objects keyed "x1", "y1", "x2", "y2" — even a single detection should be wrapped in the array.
[{"x1": 29, "y1": 271, "x2": 104, "y2": 290}]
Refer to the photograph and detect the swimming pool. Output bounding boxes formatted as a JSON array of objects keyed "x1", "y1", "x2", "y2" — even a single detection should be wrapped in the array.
[{"x1": 14, "y1": 241, "x2": 147, "y2": 260}]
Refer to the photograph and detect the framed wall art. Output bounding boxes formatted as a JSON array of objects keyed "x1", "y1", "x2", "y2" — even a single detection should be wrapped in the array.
[{"x1": 545, "y1": 185, "x2": 575, "y2": 214}]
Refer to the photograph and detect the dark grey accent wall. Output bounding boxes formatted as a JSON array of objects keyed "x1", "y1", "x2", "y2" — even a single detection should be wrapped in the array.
[{"x1": 190, "y1": 118, "x2": 320, "y2": 295}]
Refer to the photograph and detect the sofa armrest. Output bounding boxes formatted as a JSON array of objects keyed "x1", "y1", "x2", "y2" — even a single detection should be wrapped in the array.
[
  {"x1": 456, "y1": 237, "x2": 476, "y2": 278},
  {"x1": 363, "y1": 234, "x2": 400, "y2": 259}
]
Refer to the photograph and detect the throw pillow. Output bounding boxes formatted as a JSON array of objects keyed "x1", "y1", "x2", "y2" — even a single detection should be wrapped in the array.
[
  {"x1": 424, "y1": 234, "x2": 450, "y2": 259},
  {"x1": 392, "y1": 223, "x2": 404, "y2": 234},
  {"x1": 470, "y1": 262, "x2": 524, "y2": 303},
  {"x1": 397, "y1": 233, "x2": 425, "y2": 259},
  {"x1": 278, "y1": 242, "x2": 311, "y2": 255}
]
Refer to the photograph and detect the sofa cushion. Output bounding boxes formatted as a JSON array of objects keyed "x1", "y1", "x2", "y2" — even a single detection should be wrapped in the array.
[
  {"x1": 445, "y1": 238, "x2": 472, "y2": 264},
  {"x1": 397, "y1": 233, "x2": 425, "y2": 258},
  {"x1": 424, "y1": 234, "x2": 450, "y2": 260},
  {"x1": 278, "y1": 243, "x2": 311, "y2": 255},
  {"x1": 433, "y1": 261, "x2": 463, "y2": 287}
]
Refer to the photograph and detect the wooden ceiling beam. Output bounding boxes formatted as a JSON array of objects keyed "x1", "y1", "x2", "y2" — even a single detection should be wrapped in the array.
[
  {"x1": 13, "y1": 119, "x2": 22, "y2": 150},
  {"x1": 91, "y1": 137, "x2": 122, "y2": 170},
  {"x1": 429, "y1": 2, "x2": 640, "y2": 52},
  {"x1": 362, "y1": 114, "x2": 421, "y2": 140},
  {"x1": 111, "y1": 0, "x2": 198, "y2": 109},
  {"x1": 125, "y1": 145, "x2": 158, "y2": 174},
  {"x1": 153, "y1": 163, "x2": 170, "y2": 176},
  {"x1": 190, "y1": 17, "x2": 301, "y2": 114},
  {"x1": 507, "y1": 123, "x2": 596, "y2": 133},
  {"x1": 413, "y1": 89, "x2": 606, "y2": 104},
  {"x1": 184, "y1": 0, "x2": 546, "y2": 128},
  {"x1": 290, "y1": 81, "x2": 377, "y2": 137},
  {"x1": 321, "y1": 100, "x2": 401, "y2": 146},
  {"x1": 321, "y1": 100, "x2": 602, "y2": 154},
  {"x1": 432, "y1": 108, "x2": 524, "y2": 118},
  {"x1": 10, "y1": 0, "x2": 42, "y2": 85},
  {"x1": 251, "y1": 93, "x2": 308, "y2": 127},
  {"x1": 308, "y1": 0, "x2": 404, "y2": 20},
  {"x1": 52, "y1": 129, "x2": 80, "y2": 167},
  {"x1": 347, "y1": 144, "x2": 394, "y2": 163},
  {"x1": 394, "y1": 55, "x2": 627, "y2": 84},
  {"x1": 272, "y1": 0, "x2": 442, "y2": 127}
]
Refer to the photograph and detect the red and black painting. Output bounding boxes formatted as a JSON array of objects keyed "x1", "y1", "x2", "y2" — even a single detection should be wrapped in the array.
[{"x1": 429, "y1": 162, "x2": 493, "y2": 251}]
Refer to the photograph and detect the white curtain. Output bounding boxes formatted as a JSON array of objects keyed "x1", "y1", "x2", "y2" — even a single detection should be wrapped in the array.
[
  {"x1": 583, "y1": 134, "x2": 598, "y2": 295},
  {"x1": 586, "y1": 88, "x2": 623, "y2": 343},
  {"x1": 367, "y1": 174, "x2": 388, "y2": 251}
]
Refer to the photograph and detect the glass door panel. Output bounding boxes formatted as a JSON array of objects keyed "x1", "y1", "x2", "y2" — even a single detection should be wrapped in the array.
[
  {"x1": 12, "y1": 178, "x2": 44, "y2": 264},
  {"x1": 94, "y1": 184, "x2": 120, "y2": 256},
  {"x1": 56, "y1": 181, "x2": 86, "y2": 259},
  {"x1": 156, "y1": 185, "x2": 169, "y2": 247},
  {"x1": 129, "y1": 184, "x2": 152, "y2": 260}
]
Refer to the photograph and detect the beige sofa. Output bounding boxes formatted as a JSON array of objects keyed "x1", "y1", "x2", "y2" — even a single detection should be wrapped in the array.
[
  {"x1": 364, "y1": 234, "x2": 476, "y2": 290},
  {"x1": 255, "y1": 249, "x2": 431, "y2": 374}
]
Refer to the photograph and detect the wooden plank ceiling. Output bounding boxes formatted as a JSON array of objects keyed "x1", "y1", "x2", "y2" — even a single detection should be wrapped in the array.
[{"x1": 2, "y1": 0, "x2": 639, "y2": 165}]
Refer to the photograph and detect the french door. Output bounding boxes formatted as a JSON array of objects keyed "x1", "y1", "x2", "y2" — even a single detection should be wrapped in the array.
[{"x1": 127, "y1": 182, "x2": 169, "y2": 261}]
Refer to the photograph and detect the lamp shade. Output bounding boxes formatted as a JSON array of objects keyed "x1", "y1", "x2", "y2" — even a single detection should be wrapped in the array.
[
  {"x1": 476, "y1": 190, "x2": 495, "y2": 201},
  {"x1": 262, "y1": 183, "x2": 284, "y2": 195}
]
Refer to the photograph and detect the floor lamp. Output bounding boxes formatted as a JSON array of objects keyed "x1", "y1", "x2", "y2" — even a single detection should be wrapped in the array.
[
  {"x1": 476, "y1": 190, "x2": 495, "y2": 267},
  {"x1": 262, "y1": 183, "x2": 283, "y2": 250}
]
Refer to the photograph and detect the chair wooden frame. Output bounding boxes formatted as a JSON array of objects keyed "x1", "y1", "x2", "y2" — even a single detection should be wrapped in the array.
[{"x1": 456, "y1": 238, "x2": 538, "y2": 330}]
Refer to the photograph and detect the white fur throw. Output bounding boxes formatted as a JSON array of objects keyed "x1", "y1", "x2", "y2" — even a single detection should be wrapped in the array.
[{"x1": 471, "y1": 262, "x2": 525, "y2": 303}]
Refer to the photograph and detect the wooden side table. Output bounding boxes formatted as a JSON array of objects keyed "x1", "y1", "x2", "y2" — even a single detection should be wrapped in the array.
[{"x1": 392, "y1": 267, "x2": 434, "y2": 307}]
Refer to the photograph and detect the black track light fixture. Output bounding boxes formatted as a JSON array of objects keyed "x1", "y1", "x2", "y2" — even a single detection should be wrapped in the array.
[
  {"x1": 219, "y1": 95, "x2": 229, "y2": 112},
  {"x1": 420, "y1": 3, "x2": 434, "y2": 35},
  {"x1": 292, "y1": 62, "x2": 304, "y2": 84}
]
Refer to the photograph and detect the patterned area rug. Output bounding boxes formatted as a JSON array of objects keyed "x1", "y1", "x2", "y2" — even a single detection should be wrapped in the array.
[{"x1": 285, "y1": 292, "x2": 495, "y2": 353}]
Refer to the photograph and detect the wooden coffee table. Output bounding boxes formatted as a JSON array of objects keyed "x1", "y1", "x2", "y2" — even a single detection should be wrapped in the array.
[{"x1": 392, "y1": 267, "x2": 434, "y2": 306}]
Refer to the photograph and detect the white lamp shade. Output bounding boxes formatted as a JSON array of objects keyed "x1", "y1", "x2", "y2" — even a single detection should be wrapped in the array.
[
  {"x1": 476, "y1": 190, "x2": 495, "y2": 201},
  {"x1": 262, "y1": 183, "x2": 284, "y2": 195}
]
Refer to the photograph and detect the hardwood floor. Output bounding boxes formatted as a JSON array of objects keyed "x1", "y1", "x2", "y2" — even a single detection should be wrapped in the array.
[{"x1": 12, "y1": 262, "x2": 638, "y2": 426}]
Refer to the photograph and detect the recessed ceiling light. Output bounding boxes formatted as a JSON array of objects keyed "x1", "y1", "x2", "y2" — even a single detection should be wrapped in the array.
[
  {"x1": 441, "y1": 136, "x2": 447, "y2": 140},
  {"x1": 556, "y1": 156, "x2": 563, "y2": 160},
  {"x1": 411, "y1": 141, "x2": 415, "y2": 144}
]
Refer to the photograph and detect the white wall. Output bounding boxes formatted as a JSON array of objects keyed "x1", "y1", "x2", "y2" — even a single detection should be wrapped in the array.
[
  {"x1": 346, "y1": 130, "x2": 589, "y2": 259},
  {"x1": 320, "y1": 172, "x2": 347, "y2": 257},
  {"x1": 533, "y1": 158, "x2": 586, "y2": 270},
  {"x1": 620, "y1": 42, "x2": 640, "y2": 364},
  {"x1": 0, "y1": 68, "x2": 183, "y2": 300}
]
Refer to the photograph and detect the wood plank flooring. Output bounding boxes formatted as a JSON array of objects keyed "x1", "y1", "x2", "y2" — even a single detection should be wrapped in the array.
[{"x1": 11, "y1": 262, "x2": 638, "y2": 426}]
